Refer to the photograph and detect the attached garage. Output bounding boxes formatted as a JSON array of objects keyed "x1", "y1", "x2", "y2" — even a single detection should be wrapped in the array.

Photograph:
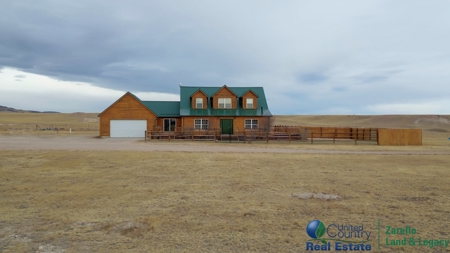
[
  {"x1": 98, "y1": 92, "x2": 181, "y2": 137},
  {"x1": 110, "y1": 120, "x2": 147, "y2": 137}
]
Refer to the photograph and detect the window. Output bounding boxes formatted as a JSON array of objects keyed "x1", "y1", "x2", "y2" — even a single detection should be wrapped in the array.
[
  {"x1": 246, "y1": 98, "x2": 253, "y2": 109},
  {"x1": 196, "y1": 98, "x2": 203, "y2": 108},
  {"x1": 218, "y1": 98, "x2": 232, "y2": 108},
  {"x1": 164, "y1": 119, "x2": 176, "y2": 131},
  {"x1": 245, "y1": 119, "x2": 258, "y2": 129},
  {"x1": 194, "y1": 119, "x2": 209, "y2": 130}
]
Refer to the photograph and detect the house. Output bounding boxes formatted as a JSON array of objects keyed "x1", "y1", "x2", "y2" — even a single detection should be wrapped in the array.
[{"x1": 98, "y1": 85, "x2": 272, "y2": 137}]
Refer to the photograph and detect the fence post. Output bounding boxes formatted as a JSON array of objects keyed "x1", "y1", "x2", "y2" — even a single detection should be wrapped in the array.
[
  {"x1": 168, "y1": 130, "x2": 171, "y2": 141},
  {"x1": 288, "y1": 132, "x2": 291, "y2": 143},
  {"x1": 145, "y1": 130, "x2": 147, "y2": 142},
  {"x1": 244, "y1": 131, "x2": 246, "y2": 143},
  {"x1": 333, "y1": 129, "x2": 336, "y2": 144},
  {"x1": 311, "y1": 132, "x2": 314, "y2": 144},
  {"x1": 266, "y1": 131, "x2": 269, "y2": 143},
  {"x1": 376, "y1": 128, "x2": 380, "y2": 145}
]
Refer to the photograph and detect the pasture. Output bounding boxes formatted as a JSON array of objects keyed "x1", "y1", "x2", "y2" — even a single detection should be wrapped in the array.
[{"x1": 0, "y1": 112, "x2": 450, "y2": 252}]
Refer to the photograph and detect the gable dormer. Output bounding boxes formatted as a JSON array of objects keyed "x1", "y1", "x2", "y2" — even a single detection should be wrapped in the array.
[
  {"x1": 190, "y1": 89, "x2": 208, "y2": 109},
  {"x1": 211, "y1": 85, "x2": 238, "y2": 109},
  {"x1": 241, "y1": 89, "x2": 259, "y2": 109}
]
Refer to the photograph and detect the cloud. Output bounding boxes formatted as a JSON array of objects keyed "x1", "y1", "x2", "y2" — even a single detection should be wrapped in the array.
[
  {"x1": 298, "y1": 73, "x2": 328, "y2": 84},
  {"x1": 0, "y1": 68, "x2": 178, "y2": 112},
  {"x1": 0, "y1": 0, "x2": 449, "y2": 113},
  {"x1": 366, "y1": 100, "x2": 450, "y2": 115}
]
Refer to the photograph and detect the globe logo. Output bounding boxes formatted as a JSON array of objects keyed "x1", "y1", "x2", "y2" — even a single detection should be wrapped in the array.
[{"x1": 306, "y1": 220, "x2": 326, "y2": 242}]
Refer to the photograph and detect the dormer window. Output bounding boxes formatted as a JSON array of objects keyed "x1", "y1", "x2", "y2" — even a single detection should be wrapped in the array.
[
  {"x1": 246, "y1": 98, "x2": 253, "y2": 109},
  {"x1": 218, "y1": 98, "x2": 232, "y2": 108},
  {"x1": 196, "y1": 98, "x2": 203, "y2": 108}
]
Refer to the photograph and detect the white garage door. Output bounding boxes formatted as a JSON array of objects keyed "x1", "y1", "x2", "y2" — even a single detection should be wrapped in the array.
[{"x1": 110, "y1": 120, "x2": 147, "y2": 137}]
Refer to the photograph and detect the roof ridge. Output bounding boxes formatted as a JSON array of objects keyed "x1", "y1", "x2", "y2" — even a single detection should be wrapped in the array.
[
  {"x1": 142, "y1": 100, "x2": 180, "y2": 102},
  {"x1": 181, "y1": 86, "x2": 264, "y2": 88}
]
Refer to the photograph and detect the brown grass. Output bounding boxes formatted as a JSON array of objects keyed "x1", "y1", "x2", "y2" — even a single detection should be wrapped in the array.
[
  {"x1": 0, "y1": 112, "x2": 99, "y2": 132},
  {"x1": 2, "y1": 113, "x2": 450, "y2": 133},
  {"x1": 1, "y1": 113, "x2": 449, "y2": 252},
  {"x1": 1, "y1": 150, "x2": 449, "y2": 252}
]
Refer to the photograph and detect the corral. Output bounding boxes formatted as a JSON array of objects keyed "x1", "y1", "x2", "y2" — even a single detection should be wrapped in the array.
[{"x1": 145, "y1": 126, "x2": 422, "y2": 146}]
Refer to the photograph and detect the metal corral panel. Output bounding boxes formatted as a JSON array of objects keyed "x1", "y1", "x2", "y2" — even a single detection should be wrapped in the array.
[{"x1": 110, "y1": 120, "x2": 147, "y2": 137}]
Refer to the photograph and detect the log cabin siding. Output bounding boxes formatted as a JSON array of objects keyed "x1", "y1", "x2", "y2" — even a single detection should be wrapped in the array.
[
  {"x1": 212, "y1": 87, "x2": 237, "y2": 109},
  {"x1": 191, "y1": 91, "x2": 208, "y2": 109},
  {"x1": 99, "y1": 93, "x2": 157, "y2": 136},
  {"x1": 242, "y1": 91, "x2": 258, "y2": 109},
  {"x1": 183, "y1": 116, "x2": 266, "y2": 133}
]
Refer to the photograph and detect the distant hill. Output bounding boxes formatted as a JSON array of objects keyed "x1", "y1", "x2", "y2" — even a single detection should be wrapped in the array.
[
  {"x1": 274, "y1": 115, "x2": 450, "y2": 132},
  {"x1": 0, "y1": 105, "x2": 59, "y2": 113}
]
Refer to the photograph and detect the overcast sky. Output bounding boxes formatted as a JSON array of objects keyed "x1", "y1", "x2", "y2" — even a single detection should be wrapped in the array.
[{"x1": 1, "y1": 1, "x2": 449, "y2": 114}]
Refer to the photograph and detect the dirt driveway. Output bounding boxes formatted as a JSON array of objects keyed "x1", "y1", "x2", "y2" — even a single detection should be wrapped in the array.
[{"x1": 1, "y1": 135, "x2": 450, "y2": 155}]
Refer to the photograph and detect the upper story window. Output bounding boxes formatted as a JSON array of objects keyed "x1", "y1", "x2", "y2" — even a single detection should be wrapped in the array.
[
  {"x1": 196, "y1": 98, "x2": 203, "y2": 108},
  {"x1": 218, "y1": 98, "x2": 232, "y2": 109},
  {"x1": 246, "y1": 98, "x2": 253, "y2": 109}
]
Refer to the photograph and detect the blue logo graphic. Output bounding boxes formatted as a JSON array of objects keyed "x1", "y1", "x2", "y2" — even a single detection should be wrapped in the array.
[{"x1": 306, "y1": 220, "x2": 326, "y2": 243}]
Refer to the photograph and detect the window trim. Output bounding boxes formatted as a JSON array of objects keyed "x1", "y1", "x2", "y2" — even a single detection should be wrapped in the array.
[
  {"x1": 246, "y1": 98, "x2": 254, "y2": 109},
  {"x1": 163, "y1": 118, "x2": 177, "y2": 132},
  {"x1": 218, "y1": 98, "x2": 232, "y2": 109},
  {"x1": 196, "y1": 98, "x2": 203, "y2": 108},
  {"x1": 194, "y1": 119, "x2": 209, "y2": 130},
  {"x1": 244, "y1": 119, "x2": 259, "y2": 129}
]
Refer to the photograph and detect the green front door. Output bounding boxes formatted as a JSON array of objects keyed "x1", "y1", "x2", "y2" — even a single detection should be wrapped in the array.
[{"x1": 220, "y1": 119, "x2": 233, "y2": 134}]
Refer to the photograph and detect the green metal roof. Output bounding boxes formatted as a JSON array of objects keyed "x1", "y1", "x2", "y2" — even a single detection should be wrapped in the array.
[
  {"x1": 107, "y1": 87, "x2": 271, "y2": 118},
  {"x1": 141, "y1": 101, "x2": 181, "y2": 117},
  {"x1": 179, "y1": 86, "x2": 272, "y2": 116}
]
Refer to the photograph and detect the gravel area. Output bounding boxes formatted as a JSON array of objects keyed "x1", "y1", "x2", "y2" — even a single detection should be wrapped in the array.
[{"x1": 1, "y1": 135, "x2": 450, "y2": 155}]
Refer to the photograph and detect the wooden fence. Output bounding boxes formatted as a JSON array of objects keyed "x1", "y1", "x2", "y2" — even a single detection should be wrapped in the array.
[
  {"x1": 0, "y1": 123, "x2": 99, "y2": 132},
  {"x1": 274, "y1": 126, "x2": 378, "y2": 141},
  {"x1": 145, "y1": 128, "x2": 309, "y2": 143},
  {"x1": 146, "y1": 126, "x2": 422, "y2": 146},
  {"x1": 378, "y1": 128, "x2": 422, "y2": 146}
]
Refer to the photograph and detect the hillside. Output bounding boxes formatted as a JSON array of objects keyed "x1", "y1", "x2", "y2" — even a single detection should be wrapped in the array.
[
  {"x1": 0, "y1": 112, "x2": 98, "y2": 126},
  {"x1": 0, "y1": 105, "x2": 59, "y2": 113},
  {"x1": 274, "y1": 115, "x2": 450, "y2": 132},
  {"x1": 1, "y1": 113, "x2": 449, "y2": 133}
]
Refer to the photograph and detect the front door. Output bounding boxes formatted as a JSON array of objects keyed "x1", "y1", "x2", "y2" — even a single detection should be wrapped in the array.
[
  {"x1": 163, "y1": 119, "x2": 176, "y2": 132},
  {"x1": 220, "y1": 119, "x2": 233, "y2": 134}
]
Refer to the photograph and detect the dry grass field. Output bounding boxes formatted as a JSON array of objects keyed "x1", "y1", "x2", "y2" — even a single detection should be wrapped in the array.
[
  {"x1": 1, "y1": 113, "x2": 450, "y2": 252},
  {"x1": 0, "y1": 112, "x2": 99, "y2": 132},
  {"x1": 1, "y1": 151, "x2": 450, "y2": 252}
]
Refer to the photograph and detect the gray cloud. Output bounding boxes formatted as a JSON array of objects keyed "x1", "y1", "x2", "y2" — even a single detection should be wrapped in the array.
[
  {"x1": 1, "y1": 0, "x2": 450, "y2": 113},
  {"x1": 298, "y1": 73, "x2": 328, "y2": 84}
]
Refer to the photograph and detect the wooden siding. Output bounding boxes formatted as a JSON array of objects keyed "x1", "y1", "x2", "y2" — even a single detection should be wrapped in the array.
[
  {"x1": 154, "y1": 117, "x2": 182, "y2": 131},
  {"x1": 378, "y1": 128, "x2": 422, "y2": 146},
  {"x1": 212, "y1": 87, "x2": 237, "y2": 109},
  {"x1": 99, "y1": 93, "x2": 157, "y2": 136},
  {"x1": 191, "y1": 90, "x2": 208, "y2": 109},
  {"x1": 242, "y1": 91, "x2": 258, "y2": 109},
  {"x1": 183, "y1": 116, "x2": 267, "y2": 133}
]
